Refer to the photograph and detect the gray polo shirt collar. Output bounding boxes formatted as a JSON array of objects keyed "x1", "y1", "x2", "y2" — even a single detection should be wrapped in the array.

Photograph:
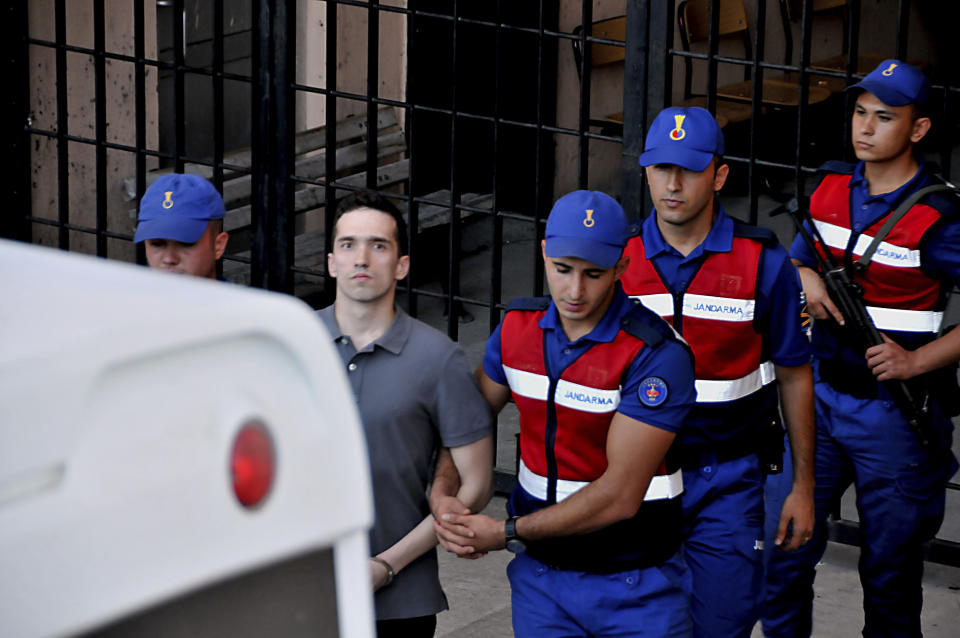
[{"x1": 318, "y1": 304, "x2": 411, "y2": 355}]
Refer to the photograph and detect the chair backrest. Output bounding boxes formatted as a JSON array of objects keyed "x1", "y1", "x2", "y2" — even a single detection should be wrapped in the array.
[
  {"x1": 677, "y1": 0, "x2": 752, "y2": 99},
  {"x1": 779, "y1": 0, "x2": 849, "y2": 65},
  {"x1": 680, "y1": 0, "x2": 750, "y2": 44},
  {"x1": 784, "y1": 0, "x2": 847, "y2": 22},
  {"x1": 571, "y1": 15, "x2": 626, "y2": 78}
]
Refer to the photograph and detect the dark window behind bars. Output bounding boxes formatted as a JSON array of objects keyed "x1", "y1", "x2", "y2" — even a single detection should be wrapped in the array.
[{"x1": 7, "y1": 0, "x2": 959, "y2": 566}]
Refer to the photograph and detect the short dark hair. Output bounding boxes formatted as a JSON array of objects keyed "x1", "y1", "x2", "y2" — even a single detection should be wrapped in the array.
[{"x1": 333, "y1": 190, "x2": 409, "y2": 256}]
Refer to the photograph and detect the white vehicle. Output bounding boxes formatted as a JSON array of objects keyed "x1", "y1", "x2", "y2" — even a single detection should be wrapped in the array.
[{"x1": 0, "y1": 240, "x2": 374, "y2": 638}]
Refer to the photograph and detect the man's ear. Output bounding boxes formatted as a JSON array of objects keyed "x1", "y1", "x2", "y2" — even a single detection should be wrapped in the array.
[
  {"x1": 713, "y1": 163, "x2": 730, "y2": 192},
  {"x1": 213, "y1": 232, "x2": 229, "y2": 260},
  {"x1": 614, "y1": 254, "x2": 630, "y2": 280},
  {"x1": 327, "y1": 252, "x2": 337, "y2": 278},
  {"x1": 395, "y1": 254, "x2": 410, "y2": 281},
  {"x1": 910, "y1": 116, "x2": 932, "y2": 144}
]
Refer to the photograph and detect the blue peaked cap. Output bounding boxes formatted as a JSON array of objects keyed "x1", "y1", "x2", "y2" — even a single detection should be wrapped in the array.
[{"x1": 639, "y1": 106, "x2": 725, "y2": 172}]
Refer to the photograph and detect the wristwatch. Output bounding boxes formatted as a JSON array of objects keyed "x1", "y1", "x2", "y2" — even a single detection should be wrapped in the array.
[{"x1": 504, "y1": 516, "x2": 527, "y2": 554}]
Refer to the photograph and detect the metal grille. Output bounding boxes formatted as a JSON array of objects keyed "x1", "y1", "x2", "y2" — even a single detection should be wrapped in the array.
[{"x1": 8, "y1": 0, "x2": 959, "y2": 566}]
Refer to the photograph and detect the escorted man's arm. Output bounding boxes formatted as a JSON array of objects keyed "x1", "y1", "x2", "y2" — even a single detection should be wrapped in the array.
[
  {"x1": 772, "y1": 362, "x2": 815, "y2": 551},
  {"x1": 371, "y1": 437, "x2": 493, "y2": 589}
]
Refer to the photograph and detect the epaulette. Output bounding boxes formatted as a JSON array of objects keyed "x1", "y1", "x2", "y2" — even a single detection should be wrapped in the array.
[
  {"x1": 731, "y1": 217, "x2": 779, "y2": 247},
  {"x1": 817, "y1": 160, "x2": 856, "y2": 175},
  {"x1": 920, "y1": 177, "x2": 960, "y2": 218},
  {"x1": 505, "y1": 296, "x2": 551, "y2": 313},
  {"x1": 619, "y1": 300, "x2": 674, "y2": 348}
]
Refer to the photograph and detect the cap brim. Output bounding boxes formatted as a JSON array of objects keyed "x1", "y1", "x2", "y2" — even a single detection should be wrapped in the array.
[
  {"x1": 846, "y1": 80, "x2": 912, "y2": 107},
  {"x1": 544, "y1": 237, "x2": 622, "y2": 268},
  {"x1": 638, "y1": 146, "x2": 714, "y2": 172},
  {"x1": 134, "y1": 216, "x2": 210, "y2": 243}
]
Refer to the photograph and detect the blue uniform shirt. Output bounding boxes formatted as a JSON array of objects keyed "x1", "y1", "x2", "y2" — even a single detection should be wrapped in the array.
[
  {"x1": 484, "y1": 284, "x2": 697, "y2": 434},
  {"x1": 643, "y1": 205, "x2": 811, "y2": 369}
]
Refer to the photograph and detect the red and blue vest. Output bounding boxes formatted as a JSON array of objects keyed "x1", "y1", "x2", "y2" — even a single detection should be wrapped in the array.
[
  {"x1": 499, "y1": 297, "x2": 684, "y2": 572},
  {"x1": 810, "y1": 172, "x2": 947, "y2": 344},
  {"x1": 621, "y1": 230, "x2": 778, "y2": 444}
]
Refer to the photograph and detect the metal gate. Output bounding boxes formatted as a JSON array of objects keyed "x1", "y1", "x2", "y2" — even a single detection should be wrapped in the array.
[{"x1": 7, "y1": 0, "x2": 959, "y2": 566}]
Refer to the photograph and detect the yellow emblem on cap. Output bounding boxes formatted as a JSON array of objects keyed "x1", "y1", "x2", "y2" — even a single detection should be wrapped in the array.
[
  {"x1": 670, "y1": 114, "x2": 686, "y2": 141},
  {"x1": 882, "y1": 63, "x2": 897, "y2": 77},
  {"x1": 583, "y1": 209, "x2": 595, "y2": 228},
  {"x1": 162, "y1": 191, "x2": 174, "y2": 209}
]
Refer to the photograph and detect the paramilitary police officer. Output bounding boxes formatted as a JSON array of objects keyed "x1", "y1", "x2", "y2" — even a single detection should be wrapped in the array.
[
  {"x1": 621, "y1": 107, "x2": 816, "y2": 638},
  {"x1": 434, "y1": 190, "x2": 697, "y2": 638},
  {"x1": 762, "y1": 60, "x2": 960, "y2": 638}
]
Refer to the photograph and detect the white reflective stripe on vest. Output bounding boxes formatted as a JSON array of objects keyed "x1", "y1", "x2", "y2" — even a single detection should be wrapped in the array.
[
  {"x1": 519, "y1": 459, "x2": 683, "y2": 503},
  {"x1": 813, "y1": 220, "x2": 922, "y2": 268},
  {"x1": 695, "y1": 360, "x2": 776, "y2": 403},
  {"x1": 502, "y1": 366, "x2": 620, "y2": 414},
  {"x1": 682, "y1": 293, "x2": 756, "y2": 322},
  {"x1": 865, "y1": 306, "x2": 943, "y2": 333},
  {"x1": 503, "y1": 365, "x2": 549, "y2": 401},
  {"x1": 632, "y1": 293, "x2": 673, "y2": 317}
]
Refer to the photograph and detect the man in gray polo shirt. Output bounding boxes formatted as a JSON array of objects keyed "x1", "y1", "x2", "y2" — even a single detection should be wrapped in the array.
[{"x1": 317, "y1": 191, "x2": 494, "y2": 638}]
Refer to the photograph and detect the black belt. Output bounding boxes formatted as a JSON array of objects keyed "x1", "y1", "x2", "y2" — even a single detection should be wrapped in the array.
[
  {"x1": 679, "y1": 432, "x2": 759, "y2": 471},
  {"x1": 817, "y1": 359, "x2": 879, "y2": 399}
]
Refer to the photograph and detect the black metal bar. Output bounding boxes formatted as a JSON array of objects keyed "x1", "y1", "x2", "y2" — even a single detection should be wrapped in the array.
[
  {"x1": 403, "y1": 6, "x2": 417, "y2": 318},
  {"x1": 642, "y1": 0, "x2": 672, "y2": 220},
  {"x1": 843, "y1": 0, "x2": 862, "y2": 163},
  {"x1": 941, "y1": 82, "x2": 953, "y2": 178},
  {"x1": 213, "y1": 0, "x2": 225, "y2": 191},
  {"x1": 250, "y1": 0, "x2": 271, "y2": 288},
  {"x1": 746, "y1": 0, "x2": 766, "y2": 225},
  {"x1": 530, "y1": 0, "x2": 548, "y2": 296},
  {"x1": 268, "y1": 0, "x2": 295, "y2": 293},
  {"x1": 134, "y1": 0, "x2": 146, "y2": 265},
  {"x1": 705, "y1": 0, "x2": 720, "y2": 114},
  {"x1": 489, "y1": 0, "x2": 503, "y2": 334},
  {"x1": 173, "y1": 0, "x2": 186, "y2": 172},
  {"x1": 55, "y1": 0, "x2": 69, "y2": 250},
  {"x1": 895, "y1": 0, "x2": 910, "y2": 61},
  {"x1": 93, "y1": 0, "x2": 107, "y2": 257},
  {"x1": 4, "y1": 0, "x2": 31, "y2": 242},
  {"x1": 323, "y1": 0, "x2": 338, "y2": 301},
  {"x1": 367, "y1": 1, "x2": 380, "y2": 191},
  {"x1": 621, "y1": 0, "x2": 649, "y2": 223},
  {"x1": 576, "y1": 0, "x2": 593, "y2": 188},
  {"x1": 446, "y1": 0, "x2": 460, "y2": 340},
  {"x1": 793, "y1": 0, "x2": 814, "y2": 198}
]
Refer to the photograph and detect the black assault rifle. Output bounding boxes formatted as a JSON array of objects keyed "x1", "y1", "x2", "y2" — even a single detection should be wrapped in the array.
[{"x1": 772, "y1": 197, "x2": 935, "y2": 447}]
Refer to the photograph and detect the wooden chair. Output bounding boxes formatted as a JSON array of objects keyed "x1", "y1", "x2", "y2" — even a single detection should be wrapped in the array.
[
  {"x1": 571, "y1": 15, "x2": 629, "y2": 135},
  {"x1": 571, "y1": 15, "x2": 732, "y2": 132},
  {"x1": 678, "y1": 0, "x2": 831, "y2": 111},
  {"x1": 777, "y1": 0, "x2": 889, "y2": 95}
]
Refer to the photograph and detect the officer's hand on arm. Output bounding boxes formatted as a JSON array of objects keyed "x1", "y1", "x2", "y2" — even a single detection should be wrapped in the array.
[
  {"x1": 773, "y1": 363, "x2": 816, "y2": 551},
  {"x1": 794, "y1": 262, "x2": 844, "y2": 325},
  {"x1": 436, "y1": 413, "x2": 676, "y2": 554}
]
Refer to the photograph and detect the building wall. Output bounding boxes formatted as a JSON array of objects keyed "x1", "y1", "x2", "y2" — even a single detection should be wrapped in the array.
[{"x1": 28, "y1": 0, "x2": 159, "y2": 261}]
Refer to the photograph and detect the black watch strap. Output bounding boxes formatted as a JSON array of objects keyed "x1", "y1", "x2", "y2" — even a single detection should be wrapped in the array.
[{"x1": 505, "y1": 516, "x2": 527, "y2": 554}]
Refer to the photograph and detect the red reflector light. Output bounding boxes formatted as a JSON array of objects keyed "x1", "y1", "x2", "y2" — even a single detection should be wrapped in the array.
[{"x1": 231, "y1": 421, "x2": 275, "y2": 508}]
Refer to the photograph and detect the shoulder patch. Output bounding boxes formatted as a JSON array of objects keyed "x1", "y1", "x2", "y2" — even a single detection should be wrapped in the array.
[
  {"x1": 818, "y1": 160, "x2": 856, "y2": 175},
  {"x1": 731, "y1": 218, "x2": 779, "y2": 247},
  {"x1": 505, "y1": 296, "x2": 551, "y2": 313},
  {"x1": 638, "y1": 376, "x2": 669, "y2": 407}
]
